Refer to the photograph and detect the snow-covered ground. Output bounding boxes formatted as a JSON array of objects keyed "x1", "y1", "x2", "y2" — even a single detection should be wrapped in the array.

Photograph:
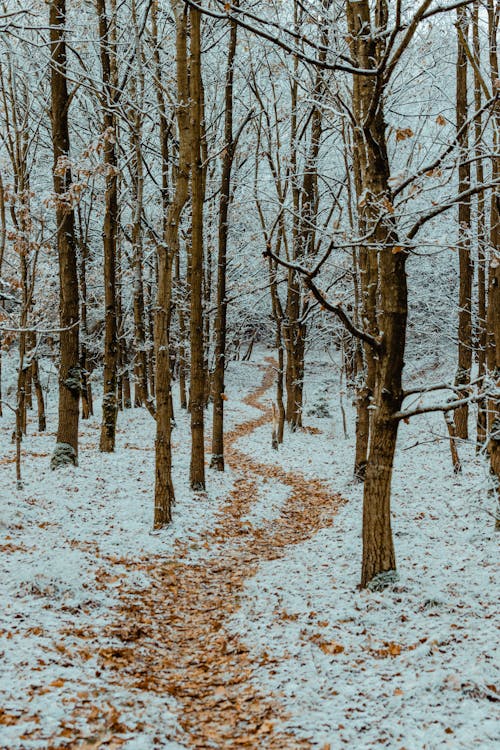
[
  {"x1": 0, "y1": 349, "x2": 498, "y2": 749},
  {"x1": 231, "y1": 353, "x2": 499, "y2": 749}
]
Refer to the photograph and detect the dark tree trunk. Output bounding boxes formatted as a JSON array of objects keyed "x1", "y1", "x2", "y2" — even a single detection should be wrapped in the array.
[
  {"x1": 188, "y1": 3, "x2": 206, "y2": 491},
  {"x1": 49, "y1": 0, "x2": 80, "y2": 469},
  {"x1": 211, "y1": 11, "x2": 237, "y2": 471},
  {"x1": 97, "y1": 0, "x2": 118, "y2": 452},
  {"x1": 454, "y1": 7, "x2": 473, "y2": 440},
  {"x1": 153, "y1": 0, "x2": 190, "y2": 526}
]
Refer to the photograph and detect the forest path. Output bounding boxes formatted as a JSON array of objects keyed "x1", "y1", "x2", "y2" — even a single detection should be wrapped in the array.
[{"x1": 97, "y1": 359, "x2": 346, "y2": 749}]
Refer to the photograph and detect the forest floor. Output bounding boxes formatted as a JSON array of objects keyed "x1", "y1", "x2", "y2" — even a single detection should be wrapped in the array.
[{"x1": 0, "y1": 351, "x2": 498, "y2": 749}]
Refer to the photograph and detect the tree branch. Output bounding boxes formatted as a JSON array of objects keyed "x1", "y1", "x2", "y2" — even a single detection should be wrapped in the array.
[
  {"x1": 262, "y1": 247, "x2": 380, "y2": 350},
  {"x1": 393, "y1": 391, "x2": 496, "y2": 421}
]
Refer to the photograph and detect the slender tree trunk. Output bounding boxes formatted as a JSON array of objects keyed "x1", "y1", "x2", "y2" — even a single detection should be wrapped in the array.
[
  {"x1": 486, "y1": 0, "x2": 500, "y2": 529},
  {"x1": 129, "y1": 115, "x2": 149, "y2": 410},
  {"x1": 349, "y1": 45, "x2": 379, "y2": 482},
  {"x1": 49, "y1": 0, "x2": 80, "y2": 469},
  {"x1": 153, "y1": 0, "x2": 190, "y2": 526},
  {"x1": 268, "y1": 249, "x2": 286, "y2": 444},
  {"x1": 28, "y1": 332, "x2": 46, "y2": 432},
  {"x1": 176, "y1": 251, "x2": 188, "y2": 410},
  {"x1": 285, "y1": 4, "x2": 301, "y2": 430},
  {"x1": 474, "y1": 0, "x2": 487, "y2": 450},
  {"x1": 188, "y1": 3, "x2": 206, "y2": 491},
  {"x1": 0, "y1": 172, "x2": 5, "y2": 418},
  {"x1": 78, "y1": 227, "x2": 93, "y2": 419},
  {"x1": 210, "y1": 12, "x2": 237, "y2": 471},
  {"x1": 454, "y1": 7, "x2": 473, "y2": 439},
  {"x1": 76, "y1": 202, "x2": 93, "y2": 419},
  {"x1": 129, "y1": 1, "x2": 149, "y2": 411},
  {"x1": 97, "y1": 0, "x2": 119, "y2": 452}
]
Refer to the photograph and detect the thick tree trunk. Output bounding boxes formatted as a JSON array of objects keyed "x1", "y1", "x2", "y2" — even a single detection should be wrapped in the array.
[
  {"x1": 361, "y1": 245, "x2": 407, "y2": 588},
  {"x1": 49, "y1": 0, "x2": 80, "y2": 469},
  {"x1": 347, "y1": 0, "x2": 408, "y2": 589}
]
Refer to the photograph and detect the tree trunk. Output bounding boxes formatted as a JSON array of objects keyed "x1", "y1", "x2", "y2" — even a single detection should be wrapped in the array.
[
  {"x1": 28, "y1": 332, "x2": 46, "y2": 432},
  {"x1": 129, "y1": 2, "x2": 149, "y2": 411},
  {"x1": 486, "y1": 0, "x2": 500, "y2": 529},
  {"x1": 97, "y1": 0, "x2": 118, "y2": 452},
  {"x1": 49, "y1": 0, "x2": 80, "y2": 469},
  {"x1": 346, "y1": 0, "x2": 408, "y2": 589},
  {"x1": 210, "y1": 11, "x2": 237, "y2": 471},
  {"x1": 473, "y1": 0, "x2": 487, "y2": 450},
  {"x1": 77, "y1": 210, "x2": 93, "y2": 420},
  {"x1": 454, "y1": 7, "x2": 473, "y2": 440},
  {"x1": 153, "y1": 0, "x2": 191, "y2": 526},
  {"x1": 188, "y1": 3, "x2": 206, "y2": 491}
]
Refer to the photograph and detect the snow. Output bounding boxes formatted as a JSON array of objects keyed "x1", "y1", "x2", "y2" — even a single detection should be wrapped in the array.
[{"x1": 1, "y1": 349, "x2": 499, "y2": 748}]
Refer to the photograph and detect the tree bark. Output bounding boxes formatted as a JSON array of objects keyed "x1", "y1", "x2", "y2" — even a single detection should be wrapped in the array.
[
  {"x1": 153, "y1": 0, "x2": 190, "y2": 526},
  {"x1": 454, "y1": 7, "x2": 473, "y2": 440},
  {"x1": 188, "y1": 2, "x2": 206, "y2": 491},
  {"x1": 486, "y1": 0, "x2": 500, "y2": 529},
  {"x1": 210, "y1": 11, "x2": 237, "y2": 471},
  {"x1": 347, "y1": 0, "x2": 407, "y2": 589},
  {"x1": 473, "y1": 0, "x2": 487, "y2": 450},
  {"x1": 49, "y1": 0, "x2": 80, "y2": 469},
  {"x1": 97, "y1": 0, "x2": 119, "y2": 452},
  {"x1": 129, "y1": 0, "x2": 149, "y2": 410}
]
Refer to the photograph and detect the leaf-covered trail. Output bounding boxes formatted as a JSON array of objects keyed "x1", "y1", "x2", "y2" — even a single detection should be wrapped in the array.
[{"x1": 97, "y1": 360, "x2": 346, "y2": 748}]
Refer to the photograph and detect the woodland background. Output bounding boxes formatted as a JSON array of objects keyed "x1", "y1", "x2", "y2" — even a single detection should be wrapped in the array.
[{"x1": 0, "y1": 0, "x2": 499, "y2": 747}]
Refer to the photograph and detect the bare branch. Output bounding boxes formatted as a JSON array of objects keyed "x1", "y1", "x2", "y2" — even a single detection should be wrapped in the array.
[
  {"x1": 181, "y1": 0, "x2": 379, "y2": 75},
  {"x1": 262, "y1": 247, "x2": 380, "y2": 350},
  {"x1": 393, "y1": 392, "x2": 496, "y2": 421}
]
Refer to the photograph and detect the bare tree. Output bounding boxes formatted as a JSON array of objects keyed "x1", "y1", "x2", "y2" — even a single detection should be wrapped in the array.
[
  {"x1": 49, "y1": 0, "x2": 80, "y2": 469},
  {"x1": 188, "y1": 1, "x2": 206, "y2": 491},
  {"x1": 96, "y1": 0, "x2": 119, "y2": 452}
]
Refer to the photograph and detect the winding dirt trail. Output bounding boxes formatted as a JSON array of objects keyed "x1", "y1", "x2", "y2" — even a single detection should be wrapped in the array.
[{"x1": 100, "y1": 360, "x2": 346, "y2": 748}]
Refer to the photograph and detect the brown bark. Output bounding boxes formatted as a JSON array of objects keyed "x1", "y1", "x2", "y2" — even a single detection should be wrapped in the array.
[
  {"x1": 348, "y1": 14, "x2": 378, "y2": 481},
  {"x1": 28, "y1": 332, "x2": 46, "y2": 432},
  {"x1": 445, "y1": 411, "x2": 462, "y2": 473},
  {"x1": 454, "y1": 7, "x2": 473, "y2": 440},
  {"x1": 49, "y1": 0, "x2": 80, "y2": 469},
  {"x1": 268, "y1": 249, "x2": 286, "y2": 445},
  {"x1": 175, "y1": 251, "x2": 188, "y2": 410},
  {"x1": 486, "y1": 0, "x2": 500, "y2": 529},
  {"x1": 129, "y1": 139, "x2": 148, "y2": 409},
  {"x1": 347, "y1": 0, "x2": 408, "y2": 589},
  {"x1": 474, "y1": 0, "x2": 487, "y2": 449},
  {"x1": 153, "y1": 0, "x2": 190, "y2": 526},
  {"x1": 77, "y1": 207, "x2": 93, "y2": 420},
  {"x1": 284, "y1": 1, "x2": 301, "y2": 430},
  {"x1": 188, "y1": 3, "x2": 206, "y2": 491},
  {"x1": 97, "y1": 0, "x2": 119, "y2": 452},
  {"x1": 0, "y1": 172, "x2": 5, "y2": 418},
  {"x1": 210, "y1": 11, "x2": 237, "y2": 471},
  {"x1": 129, "y1": 2, "x2": 149, "y2": 411}
]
